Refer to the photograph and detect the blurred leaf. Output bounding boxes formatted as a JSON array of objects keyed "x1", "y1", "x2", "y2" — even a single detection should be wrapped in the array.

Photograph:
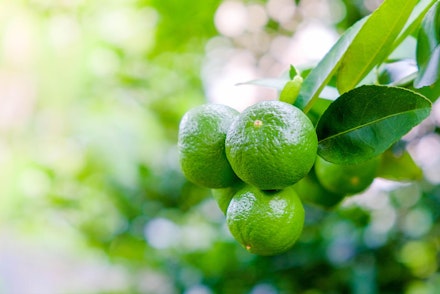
[
  {"x1": 295, "y1": 17, "x2": 368, "y2": 112},
  {"x1": 399, "y1": 241, "x2": 438, "y2": 277},
  {"x1": 149, "y1": 0, "x2": 222, "y2": 54},
  {"x1": 337, "y1": 0, "x2": 418, "y2": 94},
  {"x1": 289, "y1": 65, "x2": 300, "y2": 79},
  {"x1": 415, "y1": 46, "x2": 440, "y2": 87},
  {"x1": 337, "y1": 206, "x2": 370, "y2": 227},
  {"x1": 108, "y1": 233, "x2": 148, "y2": 261},
  {"x1": 394, "y1": 0, "x2": 439, "y2": 48},
  {"x1": 236, "y1": 78, "x2": 288, "y2": 91},
  {"x1": 179, "y1": 181, "x2": 210, "y2": 211},
  {"x1": 316, "y1": 85, "x2": 431, "y2": 164},
  {"x1": 415, "y1": 1, "x2": 440, "y2": 88},
  {"x1": 184, "y1": 241, "x2": 240, "y2": 278},
  {"x1": 377, "y1": 148, "x2": 423, "y2": 181},
  {"x1": 378, "y1": 59, "x2": 418, "y2": 86},
  {"x1": 413, "y1": 80, "x2": 440, "y2": 101}
]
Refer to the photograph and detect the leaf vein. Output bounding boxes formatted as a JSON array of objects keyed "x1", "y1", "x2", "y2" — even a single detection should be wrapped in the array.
[{"x1": 318, "y1": 107, "x2": 429, "y2": 143}]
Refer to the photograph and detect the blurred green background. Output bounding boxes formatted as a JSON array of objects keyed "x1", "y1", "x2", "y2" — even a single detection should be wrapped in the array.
[{"x1": 0, "y1": 0, "x2": 439, "y2": 293}]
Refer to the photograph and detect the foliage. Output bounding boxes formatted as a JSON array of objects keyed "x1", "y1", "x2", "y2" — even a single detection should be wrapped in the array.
[{"x1": 316, "y1": 85, "x2": 431, "y2": 164}]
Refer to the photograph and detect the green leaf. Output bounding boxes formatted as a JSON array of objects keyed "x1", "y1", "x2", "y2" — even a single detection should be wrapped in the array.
[
  {"x1": 416, "y1": 46, "x2": 440, "y2": 87},
  {"x1": 295, "y1": 17, "x2": 368, "y2": 112},
  {"x1": 336, "y1": 0, "x2": 418, "y2": 94},
  {"x1": 394, "y1": 0, "x2": 439, "y2": 47},
  {"x1": 294, "y1": 0, "x2": 436, "y2": 112},
  {"x1": 306, "y1": 98, "x2": 333, "y2": 126},
  {"x1": 415, "y1": 1, "x2": 440, "y2": 88},
  {"x1": 377, "y1": 148, "x2": 423, "y2": 181},
  {"x1": 316, "y1": 85, "x2": 432, "y2": 164},
  {"x1": 289, "y1": 65, "x2": 300, "y2": 80}
]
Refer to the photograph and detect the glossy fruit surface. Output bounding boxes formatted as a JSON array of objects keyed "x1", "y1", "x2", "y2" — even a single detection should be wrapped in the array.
[
  {"x1": 178, "y1": 104, "x2": 239, "y2": 188},
  {"x1": 226, "y1": 184, "x2": 304, "y2": 256},
  {"x1": 225, "y1": 100, "x2": 317, "y2": 190}
]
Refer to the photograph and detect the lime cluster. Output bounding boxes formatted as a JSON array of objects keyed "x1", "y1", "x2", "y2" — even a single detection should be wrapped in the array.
[
  {"x1": 178, "y1": 100, "x2": 317, "y2": 256},
  {"x1": 177, "y1": 100, "x2": 380, "y2": 255}
]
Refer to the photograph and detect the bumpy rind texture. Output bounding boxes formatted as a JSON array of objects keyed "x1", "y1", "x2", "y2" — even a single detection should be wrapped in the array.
[
  {"x1": 225, "y1": 100, "x2": 318, "y2": 190},
  {"x1": 178, "y1": 104, "x2": 239, "y2": 188},
  {"x1": 226, "y1": 185, "x2": 305, "y2": 256}
]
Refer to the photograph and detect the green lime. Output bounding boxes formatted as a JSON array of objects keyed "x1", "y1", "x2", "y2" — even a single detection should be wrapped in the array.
[
  {"x1": 225, "y1": 100, "x2": 317, "y2": 190},
  {"x1": 211, "y1": 181, "x2": 244, "y2": 214},
  {"x1": 178, "y1": 104, "x2": 239, "y2": 188},
  {"x1": 314, "y1": 156, "x2": 380, "y2": 195},
  {"x1": 294, "y1": 167, "x2": 346, "y2": 209},
  {"x1": 226, "y1": 184, "x2": 304, "y2": 256}
]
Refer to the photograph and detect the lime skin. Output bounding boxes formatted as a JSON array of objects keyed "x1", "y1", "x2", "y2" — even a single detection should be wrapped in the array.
[
  {"x1": 225, "y1": 100, "x2": 318, "y2": 190},
  {"x1": 178, "y1": 104, "x2": 239, "y2": 188},
  {"x1": 226, "y1": 184, "x2": 305, "y2": 256}
]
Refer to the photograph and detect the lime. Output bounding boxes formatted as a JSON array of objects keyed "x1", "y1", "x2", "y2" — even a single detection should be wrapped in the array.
[
  {"x1": 294, "y1": 167, "x2": 346, "y2": 209},
  {"x1": 178, "y1": 104, "x2": 239, "y2": 188},
  {"x1": 211, "y1": 181, "x2": 244, "y2": 214},
  {"x1": 225, "y1": 100, "x2": 317, "y2": 190},
  {"x1": 226, "y1": 184, "x2": 304, "y2": 256},
  {"x1": 314, "y1": 156, "x2": 380, "y2": 195}
]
